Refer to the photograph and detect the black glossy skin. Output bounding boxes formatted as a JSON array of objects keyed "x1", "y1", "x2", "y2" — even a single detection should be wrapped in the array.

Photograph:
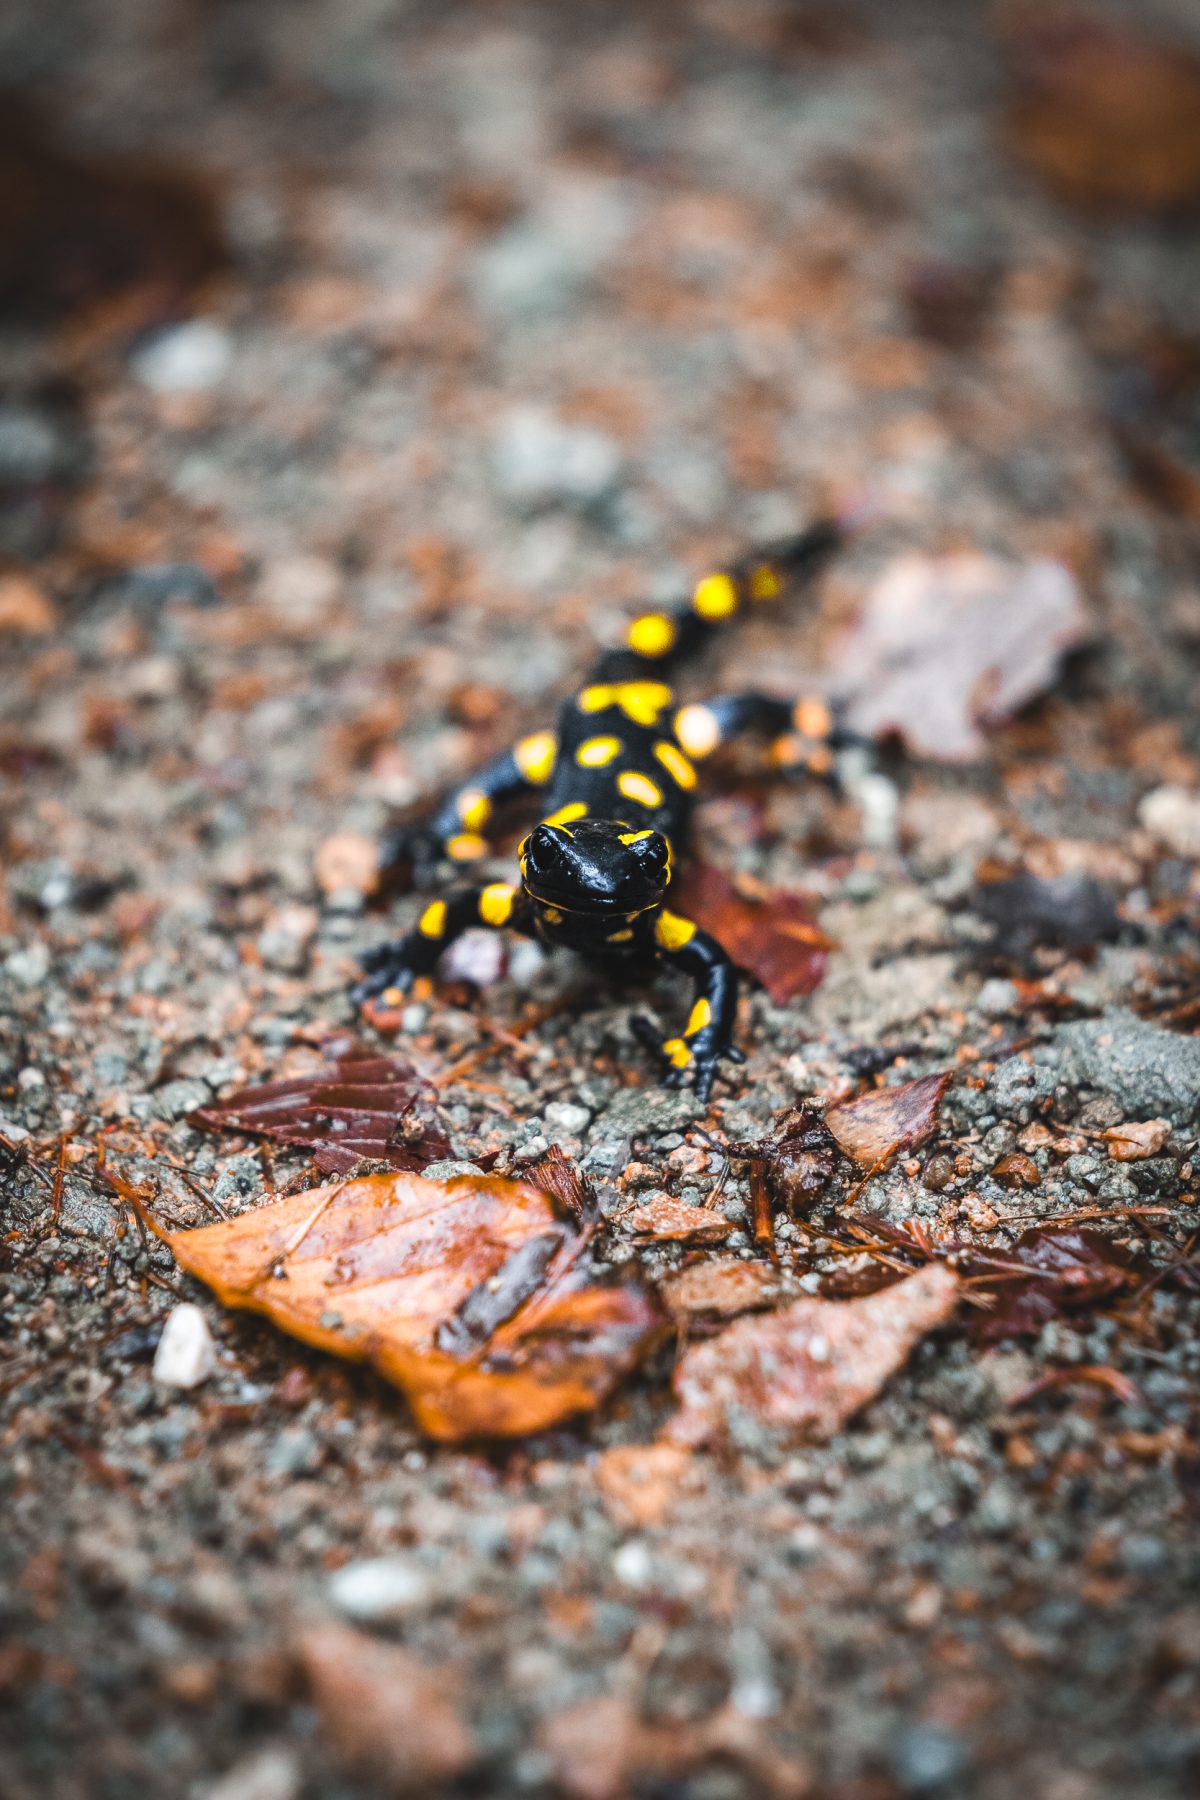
[{"x1": 352, "y1": 520, "x2": 849, "y2": 1101}]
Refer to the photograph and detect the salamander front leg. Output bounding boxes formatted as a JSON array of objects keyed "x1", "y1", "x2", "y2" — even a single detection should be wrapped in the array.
[
  {"x1": 351, "y1": 883, "x2": 531, "y2": 1008},
  {"x1": 633, "y1": 908, "x2": 745, "y2": 1104}
]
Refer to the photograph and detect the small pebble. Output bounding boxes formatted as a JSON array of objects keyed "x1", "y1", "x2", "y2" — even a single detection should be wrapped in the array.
[
  {"x1": 132, "y1": 319, "x2": 232, "y2": 393},
  {"x1": 328, "y1": 1555, "x2": 432, "y2": 1621},
  {"x1": 152, "y1": 1304, "x2": 217, "y2": 1389},
  {"x1": 543, "y1": 1101, "x2": 591, "y2": 1138}
]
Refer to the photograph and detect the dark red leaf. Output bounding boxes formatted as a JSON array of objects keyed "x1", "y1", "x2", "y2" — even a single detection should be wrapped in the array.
[
  {"x1": 668, "y1": 862, "x2": 831, "y2": 1003},
  {"x1": 188, "y1": 1042, "x2": 452, "y2": 1174}
]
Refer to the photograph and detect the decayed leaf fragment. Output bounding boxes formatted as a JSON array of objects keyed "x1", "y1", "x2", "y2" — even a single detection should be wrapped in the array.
[
  {"x1": 666, "y1": 1263, "x2": 959, "y2": 1450},
  {"x1": 188, "y1": 1039, "x2": 451, "y2": 1174},
  {"x1": 1005, "y1": 11, "x2": 1200, "y2": 214},
  {"x1": 297, "y1": 1622, "x2": 474, "y2": 1790},
  {"x1": 836, "y1": 552, "x2": 1088, "y2": 759},
  {"x1": 825, "y1": 1071, "x2": 951, "y2": 1167},
  {"x1": 164, "y1": 1170, "x2": 661, "y2": 1439},
  {"x1": 625, "y1": 1195, "x2": 733, "y2": 1242},
  {"x1": 669, "y1": 861, "x2": 832, "y2": 1003}
]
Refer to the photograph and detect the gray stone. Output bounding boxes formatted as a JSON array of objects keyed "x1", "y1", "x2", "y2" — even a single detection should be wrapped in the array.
[
  {"x1": 152, "y1": 1078, "x2": 211, "y2": 1122},
  {"x1": 1058, "y1": 1012, "x2": 1200, "y2": 1127}
]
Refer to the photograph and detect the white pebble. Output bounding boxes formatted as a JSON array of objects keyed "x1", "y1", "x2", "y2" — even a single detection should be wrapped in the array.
[
  {"x1": 1139, "y1": 784, "x2": 1200, "y2": 858},
  {"x1": 205, "y1": 1746, "x2": 301, "y2": 1800},
  {"x1": 152, "y1": 1304, "x2": 217, "y2": 1389},
  {"x1": 132, "y1": 319, "x2": 232, "y2": 393},
  {"x1": 327, "y1": 1555, "x2": 431, "y2": 1621},
  {"x1": 543, "y1": 1101, "x2": 591, "y2": 1138}
]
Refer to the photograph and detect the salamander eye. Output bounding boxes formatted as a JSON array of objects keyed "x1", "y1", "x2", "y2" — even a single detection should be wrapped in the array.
[{"x1": 631, "y1": 832, "x2": 669, "y2": 871}]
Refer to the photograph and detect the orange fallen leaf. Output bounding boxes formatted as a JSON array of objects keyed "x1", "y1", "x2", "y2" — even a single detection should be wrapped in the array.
[
  {"x1": 666, "y1": 1263, "x2": 959, "y2": 1450},
  {"x1": 825, "y1": 1071, "x2": 951, "y2": 1168},
  {"x1": 161, "y1": 1170, "x2": 662, "y2": 1439},
  {"x1": 297, "y1": 1622, "x2": 474, "y2": 1790},
  {"x1": 625, "y1": 1195, "x2": 733, "y2": 1243},
  {"x1": 668, "y1": 862, "x2": 832, "y2": 1003}
]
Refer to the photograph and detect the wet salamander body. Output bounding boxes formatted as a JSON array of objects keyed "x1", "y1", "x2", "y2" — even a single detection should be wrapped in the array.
[{"x1": 352, "y1": 519, "x2": 853, "y2": 1101}]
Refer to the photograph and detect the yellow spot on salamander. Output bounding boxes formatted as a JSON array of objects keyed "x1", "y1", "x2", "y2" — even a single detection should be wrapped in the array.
[
  {"x1": 793, "y1": 696, "x2": 833, "y2": 740},
  {"x1": 541, "y1": 906, "x2": 563, "y2": 926},
  {"x1": 654, "y1": 740, "x2": 697, "y2": 790},
  {"x1": 749, "y1": 562, "x2": 781, "y2": 600},
  {"x1": 618, "y1": 829, "x2": 654, "y2": 846},
  {"x1": 686, "y1": 996, "x2": 712, "y2": 1036},
  {"x1": 447, "y1": 833, "x2": 487, "y2": 861},
  {"x1": 419, "y1": 900, "x2": 447, "y2": 938},
  {"x1": 617, "y1": 769, "x2": 663, "y2": 809},
  {"x1": 627, "y1": 613, "x2": 677, "y2": 658},
  {"x1": 479, "y1": 882, "x2": 515, "y2": 927},
  {"x1": 655, "y1": 910, "x2": 696, "y2": 951},
  {"x1": 662, "y1": 1037, "x2": 693, "y2": 1068},
  {"x1": 607, "y1": 927, "x2": 634, "y2": 942},
  {"x1": 617, "y1": 681, "x2": 672, "y2": 725},
  {"x1": 577, "y1": 735, "x2": 622, "y2": 768},
  {"x1": 673, "y1": 703, "x2": 721, "y2": 758},
  {"x1": 514, "y1": 730, "x2": 557, "y2": 784},
  {"x1": 458, "y1": 787, "x2": 491, "y2": 831},
  {"x1": 578, "y1": 685, "x2": 612, "y2": 713},
  {"x1": 692, "y1": 572, "x2": 738, "y2": 620},
  {"x1": 542, "y1": 801, "x2": 588, "y2": 828}
]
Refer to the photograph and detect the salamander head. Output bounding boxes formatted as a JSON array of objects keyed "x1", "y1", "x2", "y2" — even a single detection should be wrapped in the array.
[{"x1": 519, "y1": 819, "x2": 670, "y2": 919}]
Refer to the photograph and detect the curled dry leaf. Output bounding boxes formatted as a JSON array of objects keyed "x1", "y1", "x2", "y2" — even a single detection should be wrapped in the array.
[
  {"x1": 525, "y1": 1143, "x2": 597, "y2": 1224},
  {"x1": 666, "y1": 1263, "x2": 960, "y2": 1450},
  {"x1": 297, "y1": 1622, "x2": 474, "y2": 1791},
  {"x1": 189, "y1": 1039, "x2": 451, "y2": 1175},
  {"x1": 668, "y1": 861, "x2": 831, "y2": 1003},
  {"x1": 163, "y1": 1170, "x2": 662, "y2": 1439},
  {"x1": 624, "y1": 1195, "x2": 733, "y2": 1243},
  {"x1": 825, "y1": 1070, "x2": 951, "y2": 1168},
  {"x1": 836, "y1": 553, "x2": 1087, "y2": 760}
]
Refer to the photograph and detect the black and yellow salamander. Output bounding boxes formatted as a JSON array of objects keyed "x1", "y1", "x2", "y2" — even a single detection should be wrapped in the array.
[{"x1": 351, "y1": 517, "x2": 856, "y2": 1101}]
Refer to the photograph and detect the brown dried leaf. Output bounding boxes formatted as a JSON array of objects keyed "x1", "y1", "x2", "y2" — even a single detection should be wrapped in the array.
[
  {"x1": 667, "y1": 1263, "x2": 959, "y2": 1449},
  {"x1": 970, "y1": 1226, "x2": 1136, "y2": 1343},
  {"x1": 189, "y1": 1040, "x2": 451, "y2": 1174},
  {"x1": 826, "y1": 1071, "x2": 951, "y2": 1168},
  {"x1": 661, "y1": 1258, "x2": 782, "y2": 1320},
  {"x1": 625, "y1": 1196, "x2": 733, "y2": 1243},
  {"x1": 669, "y1": 862, "x2": 831, "y2": 1003},
  {"x1": 297, "y1": 1622, "x2": 474, "y2": 1791},
  {"x1": 165, "y1": 1171, "x2": 662, "y2": 1439},
  {"x1": 836, "y1": 553, "x2": 1088, "y2": 760},
  {"x1": 1006, "y1": 12, "x2": 1200, "y2": 214}
]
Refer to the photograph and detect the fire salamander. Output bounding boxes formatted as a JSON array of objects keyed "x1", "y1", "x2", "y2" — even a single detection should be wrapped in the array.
[{"x1": 352, "y1": 517, "x2": 856, "y2": 1101}]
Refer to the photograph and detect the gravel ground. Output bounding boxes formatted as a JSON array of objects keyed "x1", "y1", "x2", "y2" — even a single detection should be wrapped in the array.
[{"x1": 4, "y1": 3, "x2": 1200, "y2": 1797}]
